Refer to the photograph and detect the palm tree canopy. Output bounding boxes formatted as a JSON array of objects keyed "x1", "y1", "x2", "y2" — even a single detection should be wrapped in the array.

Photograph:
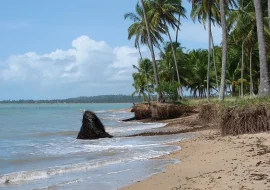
[{"x1": 124, "y1": 2, "x2": 166, "y2": 49}]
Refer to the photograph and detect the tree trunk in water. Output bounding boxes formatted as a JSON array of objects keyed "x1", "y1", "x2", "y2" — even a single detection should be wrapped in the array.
[
  {"x1": 254, "y1": 0, "x2": 270, "y2": 97},
  {"x1": 140, "y1": 0, "x2": 163, "y2": 101},
  {"x1": 219, "y1": 0, "x2": 227, "y2": 101},
  {"x1": 211, "y1": 31, "x2": 219, "y2": 94},
  {"x1": 167, "y1": 29, "x2": 183, "y2": 99},
  {"x1": 207, "y1": 7, "x2": 211, "y2": 101},
  {"x1": 249, "y1": 48, "x2": 255, "y2": 96},
  {"x1": 241, "y1": 41, "x2": 244, "y2": 97},
  {"x1": 137, "y1": 43, "x2": 151, "y2": 104}
]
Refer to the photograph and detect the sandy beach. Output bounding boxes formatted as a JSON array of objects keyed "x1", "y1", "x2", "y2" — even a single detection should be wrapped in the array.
[{"x1": 121, "y1": 115, "x2": 270, "y2": 190}]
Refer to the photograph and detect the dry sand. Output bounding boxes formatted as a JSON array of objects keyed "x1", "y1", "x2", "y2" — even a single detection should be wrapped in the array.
[{"x1": 121, "y1": 117, "x2": 270, "y2": 190}]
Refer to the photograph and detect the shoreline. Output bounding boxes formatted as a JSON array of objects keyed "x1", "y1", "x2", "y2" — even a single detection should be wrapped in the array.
[{"x1": 121, "y1": 115, "x2": 270, "y2": 190}]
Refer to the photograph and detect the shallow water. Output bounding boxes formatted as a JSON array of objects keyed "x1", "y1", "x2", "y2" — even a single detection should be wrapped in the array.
[{"x1": 0, "y1": 103, "x2": 193, "y2": 190}]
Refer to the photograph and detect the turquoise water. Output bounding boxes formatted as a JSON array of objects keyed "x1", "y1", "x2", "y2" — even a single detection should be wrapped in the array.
[{"x1": 0, "y1": 103, "x2": 191, "y2": 190}]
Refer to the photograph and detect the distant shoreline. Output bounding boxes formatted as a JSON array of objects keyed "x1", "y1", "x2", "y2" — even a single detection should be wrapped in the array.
[
  {"x1": 0, "y1": 95, "x2": 143, "y2": 104},
  {"x1": 0, "y1": 102, "x2": 134, "y2": 104}
]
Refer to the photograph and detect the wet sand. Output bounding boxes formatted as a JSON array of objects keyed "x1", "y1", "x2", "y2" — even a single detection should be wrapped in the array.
[{"x1": 121, "y1": 116, "x2": 270, "y2": 190}]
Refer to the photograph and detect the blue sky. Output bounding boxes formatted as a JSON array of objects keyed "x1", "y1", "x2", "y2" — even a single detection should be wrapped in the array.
[{"x1": 0, "y1": 0, "x2": 222, "y2": 100}]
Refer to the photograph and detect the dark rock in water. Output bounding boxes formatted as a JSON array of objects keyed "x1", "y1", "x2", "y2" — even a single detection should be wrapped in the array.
[
  {"x1": 122, "y1": 117, "x2": 136, "y2": 122},
  {"x1": 77, "y1": 111, "x2": 112, "y2": 140}
]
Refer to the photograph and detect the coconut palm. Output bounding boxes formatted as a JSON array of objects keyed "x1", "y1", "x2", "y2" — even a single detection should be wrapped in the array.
[
  {"x1": 132, "y1": 58, "x2": 154, "y2": 101},
  {"x1": 159, "y1": 42, "x2": 189, "y2": 86},
  {"x1": 189, "y1": 0, "x2": 220, "y2": 100},
  {"x1": 219, "y1": 0, "x2": 228, "y2": 100},
  {"x1": 253, "y1": 0, "x2": 270, "y2": 97},
  {"x1": 268, "y1": 0, "x2": 270, "y2": 26},
  {"x1": 140, "y1": 0, "x2": 165, "y2": 102},
  {"x1": 125, "y1": 2, "x2": 166, "y2": 103},
  {"x1": 124, "y1": 2, "x2": 166, "y2": 50},
  {"x1": 187, "y1": 49, "x2": 216, "y2": 98},
  {"x1": 227, "y1": 0, "x2": 259, "y2": 96},
  {"x1": 148, "y1": 0, "x2": 187, "y2": 99}
]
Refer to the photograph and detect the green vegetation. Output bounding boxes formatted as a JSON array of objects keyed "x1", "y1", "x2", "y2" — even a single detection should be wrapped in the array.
[
  {"x1": 125, "y1": 0, "x2": 270, "y2": 103},
  {"x1": 0, "y1": 95, "x2": 143, "y2": 104}
]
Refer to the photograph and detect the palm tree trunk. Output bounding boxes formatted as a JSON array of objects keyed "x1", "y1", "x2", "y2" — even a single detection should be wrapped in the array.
[
  {"x1": 207, "y1": 6, "x2": 211, "y2": 101},
  {"x1": 219, "y1": 0, "x2": 227, "y2": 101},
  {"x1": 268, "y1": 0, "x2": 270, "y2": 27},
  {"x1": 137, "y1": 42, "x2": 151, "y2": 103},
  {"x1": 140, "y1": 0, "x2": 163, "y2": 102},
  {"x1": 167, "y1": 29, "x2": 183, "y2": 99},
  {"x1": 249, "y1": 48, "x2": 255, "y2": 96},
  {"x1": 254, "y1": 0, "x2": 270, "y2": 97},
  {"x1": 176, "y1": 14, "x2": 180, "y2": 44},
  {"x1": 211, "y1": 31, "x2": 219, "y2": 94},
  {"x1": 241, "y1": 40, "x2": 244, "y2": 97}
]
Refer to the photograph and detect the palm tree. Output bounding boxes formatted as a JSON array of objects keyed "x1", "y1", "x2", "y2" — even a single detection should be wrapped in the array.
[
  {"x1": 148, "y1": 0, "x2": 186, "y2": 99},
  {"x1": 140, "y1": 0, "x2": 164, "y2": 102},
  {"x1": 132, "y1": 58, "x2": 154, "y2": 101},
  {"x1": 219, "y1": 0, "x2": 228, "y2": 100},
  {"x1": 268, "y1": 0, "x2": 270, "y2": 26},
  {"x1": 189, "y1": 0, "x2": 220, "y2": 100},
  {"x1": 124, "y1": 2, "x2": 166, "y2": 50},
  {"x1": 253, "y1": 0, "x2": 270, "y2": 97},
  {"x1": 211, "y1": 32, "x2": 219, "y2": 92},
  {"x1": 227, "y1": 0, "x2": 267, "y2": 97},
  {"x1": 159, "y1": 42, "x2": 190, "y2": 86},
  {"x1": 176, "y1": 0, "x2": 185, "y2": 43},
  {"x1": 125, "y1": 2, "x2": 166, "y2": 103},
  {"x1": 187, "y1": 49, "x2": 216, "y2": 98}
]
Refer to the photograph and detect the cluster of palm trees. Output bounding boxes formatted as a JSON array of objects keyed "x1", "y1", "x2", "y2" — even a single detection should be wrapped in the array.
[{"x1": 125, "y1": 0, "x2": 270, "y2": 102}]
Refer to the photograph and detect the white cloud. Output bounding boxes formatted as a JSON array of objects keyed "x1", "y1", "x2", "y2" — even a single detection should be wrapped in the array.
[{"x1": 0, "y1": 35, "x2": 149, "y2": 99}]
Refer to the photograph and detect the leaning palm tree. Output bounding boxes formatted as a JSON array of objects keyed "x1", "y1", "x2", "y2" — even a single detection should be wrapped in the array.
[
  {"x1": 148, "y1": 0, "x2": 187, "y2": 99},
  {"x1": 124, "y1": 3, "x2": 162, "y2": 103},
  {"x1": 140, "y1": 0, "x2": 164, "y2": 101},
  {"x1": 253, "y1": 0, "x2": 270, "y2": 97},
  {"x1": 125, "y1": 1, "x2": 165, "y2": 101},
  {"x1": 124, "y1": 2, "x2": 166, "y2": 51},
  {"x1": 189, "y1": 0, "x2": 220, "y2": 100}
]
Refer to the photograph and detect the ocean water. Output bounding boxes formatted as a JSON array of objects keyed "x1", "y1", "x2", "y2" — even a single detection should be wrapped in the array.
[{"x1": 0, "y1": 103, "x2": 192, "y2": 190}]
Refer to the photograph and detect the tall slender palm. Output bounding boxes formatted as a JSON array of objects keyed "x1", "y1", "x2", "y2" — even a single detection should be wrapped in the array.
[
  {"x1": 253, "y1": 0, "x2": 270, "y2": 97},
  {"x1": 148, "y1": 0, "x2": 186, "y2": 99},
  {"x1": 268, "y1": 0, "x2": 270, "y2": 26},
  {"x1": 189, "y1": 0, "x2": 220, "y2": 100},
  {"x1": 227, "y1": 0, "x2": 264, "y2": 97},
  {"x1": 219, "y1": 0, "x2": 227, "y2": 100},
  {"x1": 131, "y1": 0, "x2": 163, "y2": 101},
  {"x1": 211, "y1": 32, "x2": 219, "y2": 92},
  {"x1": 125, "y1": 2, "x2": 166, "y2": 102},
  {"x1": 228, "y1": 0, "x2": 248, "y2": 97},
  {"x1": 176, "y1": 0, "x2": 184, "y2": 43}
]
